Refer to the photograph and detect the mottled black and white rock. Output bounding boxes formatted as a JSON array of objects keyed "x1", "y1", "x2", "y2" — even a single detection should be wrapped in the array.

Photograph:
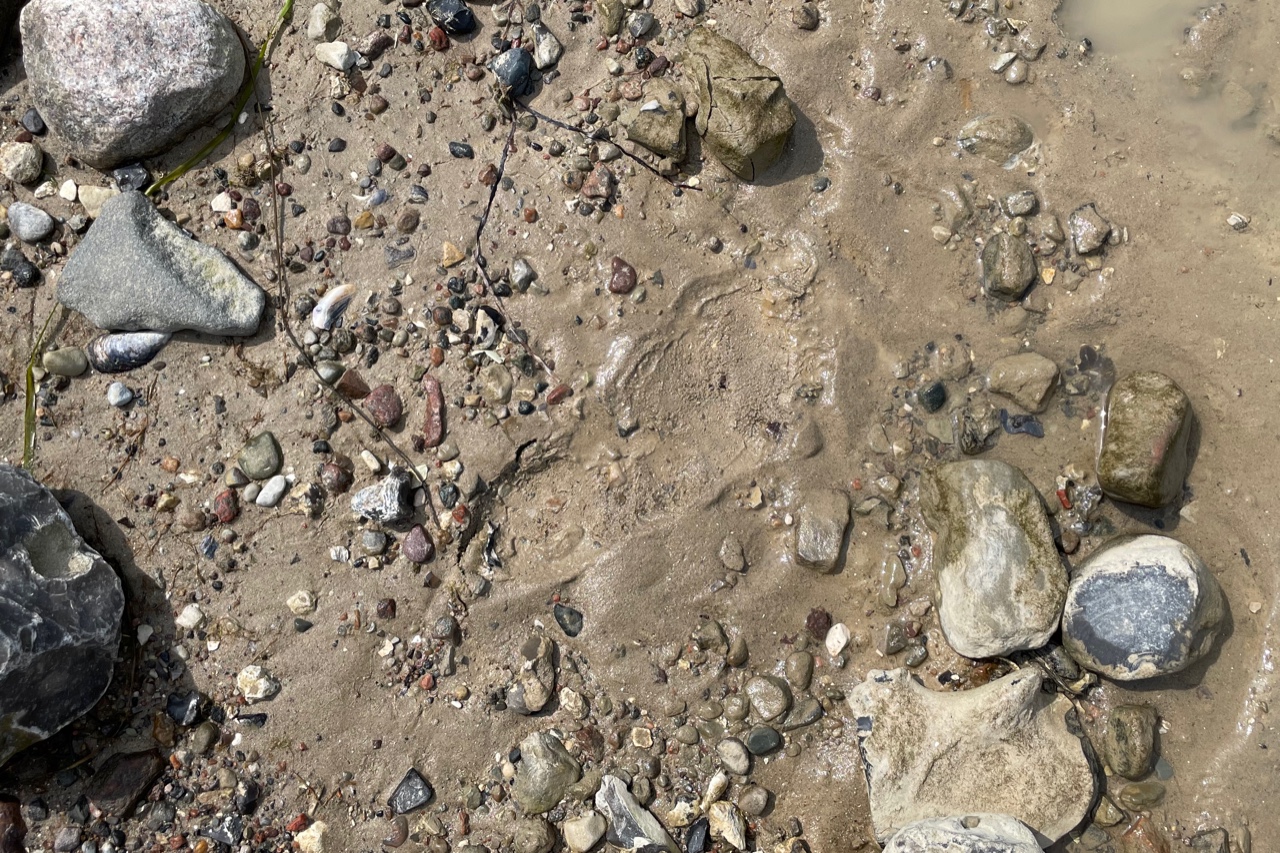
[
  {"x1": 350, "y1": 469, "x2": 414, "y2": 523},
  {"x1": 882, "y1": 815, "x2": 1042, "y2": 853},
  {"x1": 21, "y1": 0, "x2": 245, "y2": 168},
  {"x1": 426, "y1": 0, "x2": 475, "y2": 34},
  {"x1": 921, "y1": 460, "x2": 1067, "y2": 658},
  {"x1": 388, "y1": 768, "x2": 434, "y2": 814},
  {"x1": 847, "y1": 668, "x2": 1095, "y2": 842},
  {"x1": 1096, "y1": 371, "x2": 1192, "y2": 508},
  {"x1": 1061, "y1": 535, "x2": 1224, "y2": 681},
  {"x1": 512, "y1": 731, "x2": 581, "y2": 814},
  {"x1": 595, "y1": 775, "x2": 679, "y2": 853},
  {"x1": 0, "y1": 464, "x2": 125, "y2": 767},
  {"x1": 57, "y1": 192, "x2": 265, "y2": 336}
]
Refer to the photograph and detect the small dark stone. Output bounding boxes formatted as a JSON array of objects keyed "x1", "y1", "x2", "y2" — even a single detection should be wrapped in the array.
[
  {"x1": 320, "y1": 463, "x2": 353, "y2": 494},
  {"x1": 295, "y1": 618, "x2": 313, "y2": 632},
  {"x1": 744, "y1": 725, "x2": 782, "y2": 755},
  {"x1": 438, "y1": 482, "x2": 459, "y2": 509},
  {"x1": 20, "y1": 108, "x2": 45, "y2": 135},
  {"x1": 86, "y1": 750, "x2": 164, "y2": 818},
  {"x1": 427, "y1": 0, "x2": 476, "y2": 33},
  {"x1": 327, "y1": 215, "x2": 352, "y2": 235},
  {"x1": 328, "y1": 138, "x2": 347, "y2": 153},
  {"x1": 553, "y1": 603, "x2": 583, "y2": 637},
  {"x1": 448, "y1": 141, "x2": 475, "y2": 159},
  {"x1": 232, "y1": 779, "x2": 260, "y2": 815},
  {"x1": 686, "y1": 817, "x2": 710, "y2": 853},
  {"x1": 376, "y1": 598, "x2": 397, "y2": 619},
  {"x1": 112, "y1": 163, "x2": 150, "y2": 191},
  {"x1": 918, "y1": 381, "x2": 946, "y2": 413},
  {"x1": 489, "y1": 48, "x2": 534, "y2": 95},
  {"x1": 389, "y1": 769, "x2": 434, "y2": 815},
  {"x1": 608, "y1": 256, "x2": 636, "y2": 294},
  {"x1": 165, "y1": 691, "x2": 203, "y2": 726}
]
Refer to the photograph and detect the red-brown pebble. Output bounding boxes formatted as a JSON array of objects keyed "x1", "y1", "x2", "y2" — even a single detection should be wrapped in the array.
[
  {"x1": 320, "y1": 462, "x2": 353, "y2": 494},
  {"x1": 546, "y1": 384, "x2": 572, "y2": 406},
  {"x1": 376, "y1": 598, "x2": 397, "y2": 619},
  {"x1": 422, "y1": 374, "x2": 445, "y2": 447},
  {"x1": 334, "y1": 369, "x2": 371, "y2": 399},
  {"x1": 403, "y1": 524, "x2": 435, "y2": 563},
  {"x1": 608, "y1": 256, "x2": 636, "y2": 294},
  {"x1": 212, "y1": 489, "x2": 239, "y2": 523},
  {"x1": 365, "y1": 384, "x2": 404, "y2": 428}
]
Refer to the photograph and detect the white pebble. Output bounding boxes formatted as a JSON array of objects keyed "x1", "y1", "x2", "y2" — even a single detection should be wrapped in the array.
[
  {"x1": 825, "y1": 622, "x2": 851, "y2": 656},
  {"x1": 315, "y1": 41, "x2": 355, "y2": 71},
  {"x1": 175, "y1": 603, "x2": 205, "y2": 630},
  {"x1": 106, "y1": 381, "x2": 133, "y2": 407},
  {"x1": 236, "y1": 665, "x2": 280, "y2": 703},
  {"x1": 287, "y1": 590, "x2": 316, "y2": 614},
  {"x1": 59, "y1": 179, "x2": 78, "y2": 201},
  {"x1": 360, "y1": 449, "x2": 382, "y2": 472},
  {"x1": 256, "y1": 474, "x2": 289, "y2": 507}
]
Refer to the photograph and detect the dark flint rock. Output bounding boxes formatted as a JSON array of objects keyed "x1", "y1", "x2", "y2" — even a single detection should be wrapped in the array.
[
  {"x1": 427, "y1": 0, "x2": 475, "y2": 33},
  {"x1": 0, "y1": 464, "x2": 125, "y2": 767},
  {"x1": 553, "y1": 603, "x2": 583, "y2": 637},
  {"x1": 981, "y1": 232, "x2": 1036, "y2": 302},
  {"x1": 594, "y1": 775, "x2": 679, "y2": 853},
  {"x1": 166, "y1": 690, "x2": 203, "y2": 726},
  {"x1": 350, "y1": 470, "x2": 414, "y2": 523},
  {"x1": 86, "y1": 750, "x2": 164, "y2": 818},
  {"x1": 388, "y1": 768, "x2": 434, "y2": 814},
  {"x1": 489, "y1": 48, "x2": 534, "y2": 96}
]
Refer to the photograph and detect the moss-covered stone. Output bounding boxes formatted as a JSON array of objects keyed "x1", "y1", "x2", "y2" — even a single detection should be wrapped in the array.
[
  {"x1": 1096, "y1": 371, "x2": 1191, "y2": 507},
  {"x1": 685, "y1": 28, "x2": 795, "y2": 180},
  {"x1": 623, "y1": 80, "x2": 686, "y2": 159}
]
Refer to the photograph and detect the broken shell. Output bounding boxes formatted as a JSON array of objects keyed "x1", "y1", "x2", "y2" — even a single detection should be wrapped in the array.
[
  {"x1": 86, "y1": 331, "x2": 171, "y2": 374},
  {"x1": 312, "y1": 284, "x2": 356, "y2": 330}
]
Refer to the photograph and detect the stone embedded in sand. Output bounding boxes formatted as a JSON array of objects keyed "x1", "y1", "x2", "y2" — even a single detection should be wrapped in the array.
[
  {"x1": 623, "y1": 81, "x2": 687, "y2": 160},
  {"x1": 981, "y1": 233, "x2": 1037, "y2": 302},
  {"x1": 513, "y1": 731, "x2": 581, "y2": 814},
  {"x1": 21, "y1": 0, "x2": 244, "y2": 168},
  {"x1": 685, "y1": 27, "x2": 795, "y2": 180},
  {"x1": 86, "y1": 749, "x2": 164, "y2": 818},
  {"x1": 1096, "y1": 371, "x2": 1192, "y2": 507},
  {"x1": 0, "y1": 464, "x2": 125, "y2": 768},
  {"x1": 987, "y1": 352, "x2": 1059, "y2": 412},
  {"x1": 57, "y1": 192, "x2": 265, "y2": 336},
  {"x1": 883, "y1": 815, "x2": 1042, "y2": 853},
  {"x1": 793, "y1": 488, "x2": 850, "y2": 573},
  {"x1": 920, "y1": 460, "x2": 1066, "y2": 659},
  {"x1": 958, "y1": 114, "x2": 1034, "y2": 164},
  {"x1": 1068, "y1": 203, "x2": 1112, "y2": 255},
  {"x1": 388, "y1": 768, "x2": 434, "y2": 815},
  {"x1": 507, "y1": 633, "x2": 557, "y2": 715},
  {"x1": 1061, "y1": 535, "x2": 1223, "y2": 681},
  {"x1": 595, "y1": 775, "x2": 679, "y2": 853},
  {"x1": 1101, "y1": 704, "x2": 1158, "y2": 780},
  {"x1": 350, "y1": 470, "x2": 415, "y2": 523},
  {"x1": 847, "y1": 668, "x2": 1096, "y2": 842}
]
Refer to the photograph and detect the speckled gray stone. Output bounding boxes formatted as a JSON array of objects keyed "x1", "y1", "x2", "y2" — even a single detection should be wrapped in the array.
[
  {"x1": 883, "y1": 815, "x2": 1041, "y2": 853},
  {"x1": 57, "y1": 192, "x2": 265, "y2": 335},
  {"x1": 21, "y1": 0, "x2": 245, "y2": 167}
]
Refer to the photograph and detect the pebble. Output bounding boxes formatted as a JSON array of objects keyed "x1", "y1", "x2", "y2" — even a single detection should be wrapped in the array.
[
  {"x1": 7, "y1": 202, "x2": 55, "y2": 243},
  {"x1": 365, "y1": 384, "x2": 404, "y2": 428},
  {"x1": 513, "y1": 818, "x2": 556, "y2": 853},
  {"x1": 448, "y1": 141, "x2": 474, "y2": 159},
  {"x1": 532, "y1": 22, "x2": 563, "y2": 69},
  {"x1": 403, "y1": 525, "x2": 435, "y2": 563},
  {"x1": 987, "y1": 352, "x2": 1059, "y2": 412},
  {"x1": 981, "y1": 233, "x2": 1036, "y2": 302},
  {"x1": 1062, "y1": 534, "x2": 1224, "y2": 680},
  {"x1": 1068, "y1": 203, "x2": 1111, "y2": 254},
  {"x1": 785, "y1": 651, "x2": 814, "y2": 690},
  {"x1": 553, "y1": 603, "x2": 584, "y2": 637},
  {"x1": 595, "y1": 775, "x2": 679, "y2": 853},
  {"x1": 1096, "y1": 371, "x2": 1191, "y2": 507},
  {"x1": 490, "y1": 47, "x2": 534, "y2": 95},
  {"x1": 389, "y1": 768, "x2": 435, "y2": 814},
  {"x1": 106, "y1": 381, "x2": 133, "y2": 407},
  {"x1": 239, "y1": 431, "x2": 282, "y2": 480},
  {"x1": 41, "y1": 347, "x2": 88, "y2": 377},
  {"x1": 608, "y1": 256, "x2": 637, "y2": 294},
  {"x1": 825, "y1": 622, "x2": 850, "y2": 656},
  {"x1": 562, "y1": 812, "x2": 606, "y2": 853},
  {"x1": 21, "y1": 108, "x2": 46, "y2": 135},
  {"x1": 295, "y1": 821, "x2": 327, "y2": 853},
  {"x1": 235, "y1": 665, "x2": 280, "y2": 703},
  {"x1": 794, "y1": 488, "x2": 850, "y2": 572},
  {"x1": 255, "y1": 475, "x2": 289, "y2": 507},
  {"x1": 427, "y1": 0, "x2": 476, "y2": 33},
  {"x1": 883, "y1": 815, "x2": 1041, "y2": 853},
  {"x1": 716, "y1": 738, "x2": 750, "y2": 775},
  {"x1": 315, "y1": 40, "x2": 356, "y2": 70},
  {"x1": 350, "y1": 469, "x2": 415, "y2": 523},
  {"x1": 287, "y1": 591, "x2": 315, "y2": 614},
  {"x1": 744, "y1": 675, "x2": 791, "y2": 721},
  {"x1": 744, "y1": 725, "x2": 781, "y2": 755},
  {"x1": 957, "y1": 114, "x2": 1033, "y2": 163},
  {"x1": 1102, "y1": 704, "x2": 1157, "y2": 780},
  {"x1": 0, "y1": 141, "x2": 43, "y2": 184},
  {"x1": 2, "y1": 247, "x2": 40, "y2": 287},
  {"x1": 737, "y1": 785, "x2": 769, "y2": 817},
  {"x1": 706, "y1": 801, "x2": 747, "y2": 851},
  {"x1": 512, "y1": 731, "x2": 581, "y2": 814}
]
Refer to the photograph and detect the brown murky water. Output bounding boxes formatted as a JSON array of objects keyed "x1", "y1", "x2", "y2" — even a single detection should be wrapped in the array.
[{"x1": 2, "y1": 0, "x2": 1279, "y2": 849}]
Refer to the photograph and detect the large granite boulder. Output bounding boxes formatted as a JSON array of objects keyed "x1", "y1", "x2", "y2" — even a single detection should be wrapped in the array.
[
  {"x1": 21, "y1": 0, "x2": 245, "y2": 168},
  {"x1": 685, "y1": 28, "x2": 795, "y2": 180},
  {"x1": 1096, "y1": 371, "x2": 1192, "y2": 507},
  {"x1": 1061, "y1": 535, "x2": 1224, "y2": 681},
  {"x1": 57, "y1": 192, "x2": 265, "y2": 336},
  {"x1": 920, "y1": 460, "x2": 1067, "y2": 658},
  {"x1": 847, "y1": 668, "x2": 1096, "y2": 843},
  {"x1": 0, "y1": 464, "x2": 125, "y2": 766}
]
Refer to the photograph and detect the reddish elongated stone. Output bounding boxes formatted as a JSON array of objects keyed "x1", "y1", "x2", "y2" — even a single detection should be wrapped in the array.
[{"x1": 423, "y1": 374, "x2": 445, "y2": 447}]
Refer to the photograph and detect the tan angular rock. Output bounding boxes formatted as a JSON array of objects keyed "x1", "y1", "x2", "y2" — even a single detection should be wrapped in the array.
[
  {"x1": 685, "y1": 28, "x2": 795, "y2": 180},
  {"x1": 847, "y1": 668, "x2": 1096, "y2": 842},
  {"x1": 987, "y1": 352, "x2": 1059, "y2": 412}
]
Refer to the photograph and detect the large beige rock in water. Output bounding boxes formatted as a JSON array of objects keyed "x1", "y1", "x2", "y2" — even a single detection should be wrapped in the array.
[
  {"x1": 685, "y1": 28, "x2": 795, "y2": 180},
  {"x1": 847, "y1": 668, "x2": 1096, "y2": 843}
]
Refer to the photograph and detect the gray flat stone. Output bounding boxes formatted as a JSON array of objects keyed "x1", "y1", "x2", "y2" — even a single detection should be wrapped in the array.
[
  {"x1": 0, "y1": 464, "x2": 125, "y2": 767},
  {"x1": 57, "y1": 192, "x2": 265, "y2": 336},
  {"x1": 512, "y1": 731, "x2": 581, "y2": 814},
  {"x1": 793, "y1": 488, "x2": 850, "y2": 573}
]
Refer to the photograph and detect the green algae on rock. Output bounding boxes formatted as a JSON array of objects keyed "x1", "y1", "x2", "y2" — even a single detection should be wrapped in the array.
[{"x1": 1096, "y1": 371, "x2": 1192, "y2": 507}]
